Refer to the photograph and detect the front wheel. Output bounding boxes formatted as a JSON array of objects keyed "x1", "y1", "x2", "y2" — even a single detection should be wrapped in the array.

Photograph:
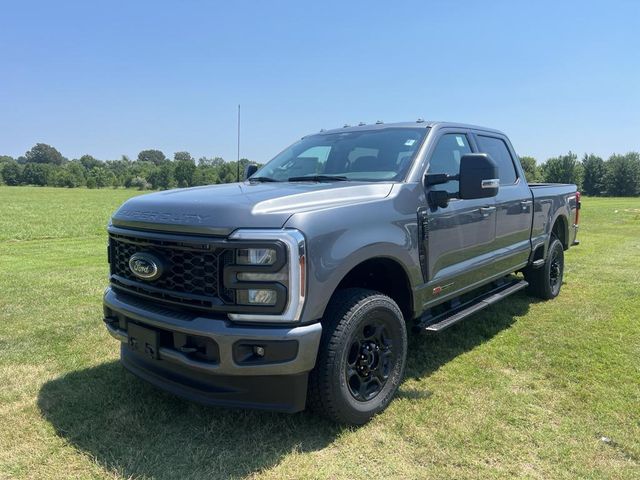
[
  {"x1": 308, "y1": 288, "x2": 407, "y2": 425},
  {"x1": 525, "y1": 237, "x2": 565, "y2": 299}
]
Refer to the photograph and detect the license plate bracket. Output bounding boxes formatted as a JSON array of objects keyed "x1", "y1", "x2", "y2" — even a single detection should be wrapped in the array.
[{"x1": 127, "y1": 323, "x2": 159, "y2": 360}]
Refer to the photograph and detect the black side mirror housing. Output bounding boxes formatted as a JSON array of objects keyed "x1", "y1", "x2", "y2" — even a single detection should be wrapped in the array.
[
  {"x1": 458, "y1": 153, "x2": 499, "y2": 200},
  {"x1": 244, "y1": 164, "x2": 258, "y2": 180},
  {"x1": 424, "y1": 153, "x2": 499, "y2": 208}
]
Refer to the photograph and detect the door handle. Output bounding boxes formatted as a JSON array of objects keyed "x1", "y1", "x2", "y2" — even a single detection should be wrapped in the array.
[
  {"x1": 521, "y1": 200, "x2": 533, "y2": 211},
  {"x1": 480, "y1": 206, "x2": 496, "y2": 216}
]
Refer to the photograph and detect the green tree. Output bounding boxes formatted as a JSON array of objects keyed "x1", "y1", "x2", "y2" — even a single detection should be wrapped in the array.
[
  {"x1": 541, "y1": 152, "x2": 583, "y2": 188},
  {"x1": 217, "y1": 162, "x2": 238, "y2": 183},
  {"x1": 79, "y1": 154, "x2": 102, "y2": 171},
  {"x1": 1, "y1": 161, "x2": 22, "y2": 185},
  {"x1": 0, "y1": 156, "x2": 14, "y2": 185},
  {"x1": 105, "y1": 158, "x2": 130, "y2": 186},
  {"x1": 130, "y1": 176, "x2": 151, "y2": 190},
  {"x1": 174, "y1": 151, "x2": 193, "y2": 162},
  {"x1": 138, "y1": 149, "x2": 166, "y2": 165},
  {"x1": 581, "y1": 154, "x2": 606, "y2": 196},
  {"x1": 69, "y1": 163, "x2": 86, "y2": 186},
  {"x1": 193, "y1": 165, "x2": 220, "y2": 185},
  {"x1": 53, "y1": 163, "x2": 85, "y2": 188},
  {"x1": 198, "y1": 156, "x2": 225, "y2": 167},
  {"x1": 148, "y1": 163, "x2": 176, "y2": 190},
  {"x1": 25, "y1": 143, "x2": 64, "y2": 165},
  {"x1": 604, "y1": 152, "x2": 640, "y2": 196},
  {"x1": 519, "y1": 156, "x2": 539, "y2": 182},
  {"x1": 21, "y1": 163, "x2": 54, "y2": 185},
  {"x1": 124, "y1": 160, "x2": 156, "y2": 188},
  {"x1": 87, "y1": 166, "x2": 116, "y2": 188},
  {"x1": 174, "y1": 158, "x2": 196, "y2": 187}
]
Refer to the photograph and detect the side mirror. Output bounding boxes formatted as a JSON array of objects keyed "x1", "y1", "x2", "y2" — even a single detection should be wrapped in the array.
[
  {"x1": 244, "y1": 164, "x2": 258, "y2": 180},
  {"x1": 458, "y1": 153, "x2": 499, "y2": 200},
  {"x1": 424, "y1": 153, "x2": 499, "y2": 208}
]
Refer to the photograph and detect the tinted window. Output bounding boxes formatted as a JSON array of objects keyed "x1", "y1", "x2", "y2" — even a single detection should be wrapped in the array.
[
  {"x1": 427, "y1": 133, "x2": 472, "y2": 193},
  {"x1": 477, "y1": 135, "x2": 517, "y2": 185}
]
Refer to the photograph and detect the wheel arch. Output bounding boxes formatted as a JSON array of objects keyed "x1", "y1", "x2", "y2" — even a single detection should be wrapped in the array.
[
  {"x1": 550, "y1": 213, "x2": 569, "y2": 250},
  {"x1": 321, "y1": 256, "x2": 415, "y2": 323}
]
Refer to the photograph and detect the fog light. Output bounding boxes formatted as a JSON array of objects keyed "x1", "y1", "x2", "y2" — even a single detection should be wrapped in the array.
[
  {"x1": 237, "y1": 289, "x2": 277, "y2": 306},
  {"x1": 237, "y1": 248, "x2": 276, "y2": 265}
]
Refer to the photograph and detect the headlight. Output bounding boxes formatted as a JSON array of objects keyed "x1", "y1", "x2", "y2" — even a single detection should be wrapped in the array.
[
  {"x1": 226, "y1": 229, "x2": 306, "y2": 323},
  {"x1": 236, "y1": 248, "x2": 277, "y2": 265}
]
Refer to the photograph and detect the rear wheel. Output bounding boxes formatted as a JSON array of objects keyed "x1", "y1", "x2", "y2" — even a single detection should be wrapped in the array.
[
  {"x1": 308, "y1": 288, "x2": 407, "y2": 425},
  {"x1": 525, "y1": 237, "x2": 564, "y2": 299}
]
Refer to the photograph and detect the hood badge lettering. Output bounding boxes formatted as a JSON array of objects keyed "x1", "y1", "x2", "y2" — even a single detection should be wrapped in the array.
[{"x1": 119, "y1": 209, "x2": 212, "y2": 224}]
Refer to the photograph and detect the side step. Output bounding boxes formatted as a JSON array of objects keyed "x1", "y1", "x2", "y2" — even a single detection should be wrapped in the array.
[{"x1": 415, "y1": 279, "x2": 529, "y2": 333}]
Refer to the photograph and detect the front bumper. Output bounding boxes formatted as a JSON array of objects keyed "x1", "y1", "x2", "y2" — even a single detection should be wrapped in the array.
[{"x1": 103, "y1": 287, "x2": 322, "y2": 412}]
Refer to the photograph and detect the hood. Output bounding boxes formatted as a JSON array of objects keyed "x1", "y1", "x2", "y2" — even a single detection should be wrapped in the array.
[{"x1": 111, "y1": 181, "x2": 393, "y2": 236}]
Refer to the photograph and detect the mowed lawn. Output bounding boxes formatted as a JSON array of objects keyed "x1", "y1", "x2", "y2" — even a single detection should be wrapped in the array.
[{"x1": 0, "y1": 186, "x2": 638, "y2": 480}]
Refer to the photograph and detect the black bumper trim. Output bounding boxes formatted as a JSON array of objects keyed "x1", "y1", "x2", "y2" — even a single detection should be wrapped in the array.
[{"x1": 121, "y1": 344, "x2": 309, "y2": 412}]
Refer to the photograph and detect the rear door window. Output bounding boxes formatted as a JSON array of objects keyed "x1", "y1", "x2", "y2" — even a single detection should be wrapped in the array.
[{"x1": 476, "y1": 135, "x2": 518, "y2": 185}]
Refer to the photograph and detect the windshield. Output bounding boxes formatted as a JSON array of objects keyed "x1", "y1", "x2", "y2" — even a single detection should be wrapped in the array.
[{"x1": 253, "y1": 127, "x2": 427, "y2": 182}]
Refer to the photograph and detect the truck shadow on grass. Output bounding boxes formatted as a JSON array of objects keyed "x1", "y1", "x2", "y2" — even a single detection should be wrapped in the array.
[
  {"x1": 37, "y1": 292, "x2": 534, "y2": 479},
  {"x1": 403, "y1": 292, "x2": 536, "y2": 383}
]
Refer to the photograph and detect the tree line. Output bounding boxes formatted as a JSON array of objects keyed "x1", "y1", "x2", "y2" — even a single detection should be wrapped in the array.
[
  {"x1": 1, "y1": 143, "x2": 639, "y2": 196},
  {"x1": 519, "y1": 151, "x2": 640, "y2": 196},
  {"x1": 0, "y1": 144, "x2": 254, "y2": 190}
]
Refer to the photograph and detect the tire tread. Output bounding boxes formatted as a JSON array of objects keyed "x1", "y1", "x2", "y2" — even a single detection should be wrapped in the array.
[{"x1": 307, "y1": 288, "x2": 405, "y2": 424}]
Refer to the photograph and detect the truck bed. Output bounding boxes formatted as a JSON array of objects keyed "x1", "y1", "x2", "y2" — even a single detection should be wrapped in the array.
[{"x1": 529, "y1": 182, "x2": 579, "y2": 251}]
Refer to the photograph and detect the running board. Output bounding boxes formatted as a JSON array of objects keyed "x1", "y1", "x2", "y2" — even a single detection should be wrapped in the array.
[{"x1": 415, "y1": 279, "x2": 529, "y2": 333}]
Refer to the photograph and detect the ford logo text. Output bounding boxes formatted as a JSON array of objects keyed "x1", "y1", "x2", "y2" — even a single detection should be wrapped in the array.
[{"x1": 128, "y1": 252, "x2": 163, "y2": 281}]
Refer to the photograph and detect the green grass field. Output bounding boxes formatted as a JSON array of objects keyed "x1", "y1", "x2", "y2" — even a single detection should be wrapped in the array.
[{"x1": 0, "y1": 186, "x2": 638, "y2": 479}]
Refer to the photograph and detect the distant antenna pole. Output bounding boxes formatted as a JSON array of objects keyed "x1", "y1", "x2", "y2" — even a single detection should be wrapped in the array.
[{"x1": 236, "y1": 104, "x2": 241, "y2": 181}]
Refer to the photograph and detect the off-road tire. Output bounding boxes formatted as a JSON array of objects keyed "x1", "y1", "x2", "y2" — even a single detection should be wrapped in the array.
[
  {"x1": 307, "y1": 288, "x2": 407, "y2": 425},
  {"x1": 525, "y1": 236, "x2": 565, "y2": 299}
]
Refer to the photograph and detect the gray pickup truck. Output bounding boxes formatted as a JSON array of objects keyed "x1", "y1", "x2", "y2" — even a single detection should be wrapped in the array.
[{"x1": 103, "y1": 121, "x2": 580, "y2": 424}]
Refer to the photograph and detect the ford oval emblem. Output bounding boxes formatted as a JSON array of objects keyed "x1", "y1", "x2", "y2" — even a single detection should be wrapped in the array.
[{"x1": 128, "y1": 252, "x2": 163, "y2": 281}]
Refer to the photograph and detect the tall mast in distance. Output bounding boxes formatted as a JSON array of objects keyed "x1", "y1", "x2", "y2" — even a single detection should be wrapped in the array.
[{"x1": 236, "y1": 104, "x2": 241, "y2": 181}]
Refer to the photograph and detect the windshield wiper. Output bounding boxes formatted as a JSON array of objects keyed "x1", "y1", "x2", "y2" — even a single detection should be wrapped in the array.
[
  {"x1": 249, "y1": 176, "x2": 279, "y2": 182},
  {"x1": 288, "y1": 175, "x2": 348, "y2": 182}
]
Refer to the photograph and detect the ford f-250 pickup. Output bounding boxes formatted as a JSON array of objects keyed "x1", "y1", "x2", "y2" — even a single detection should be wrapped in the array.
[{"x1": 103, "y1": 121, "x2": 580, "y2": 424}]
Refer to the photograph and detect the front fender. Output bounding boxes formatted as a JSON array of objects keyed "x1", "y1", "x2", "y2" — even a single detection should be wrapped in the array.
[{"x1": 284, "y1": 186, "x2": 423, "y2": 323}]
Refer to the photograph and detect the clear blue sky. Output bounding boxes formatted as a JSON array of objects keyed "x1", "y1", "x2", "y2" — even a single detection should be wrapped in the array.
[{"x1": 1, "y1": 0, "x2": 638, "y2": 164}]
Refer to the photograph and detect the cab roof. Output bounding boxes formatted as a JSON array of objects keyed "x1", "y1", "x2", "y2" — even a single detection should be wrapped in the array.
[{"x1": 315, "y1": 120, "x2": 505, "y2": 136}]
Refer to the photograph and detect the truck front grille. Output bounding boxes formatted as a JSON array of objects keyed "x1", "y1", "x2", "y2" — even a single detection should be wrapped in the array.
[{"x1": 109, "y1": 232, "x2": 235, "y2": 310}]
